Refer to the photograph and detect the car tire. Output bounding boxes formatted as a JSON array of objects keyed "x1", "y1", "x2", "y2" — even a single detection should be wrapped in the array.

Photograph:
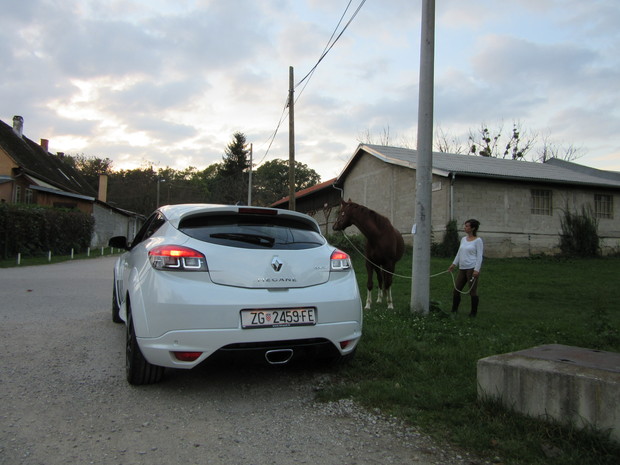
[
  {"x1": 126, "y1": 306, "x2": 164, "y2": 385},
  {"x1": 112, "y1": 283, "x2": 122, "y2": 324},
  {"x1": 321, "y1": 347, "x2": 357, "y2": 367},
  {"x1": 340, "y1": 348, "x2": 357, "y2": 363}
]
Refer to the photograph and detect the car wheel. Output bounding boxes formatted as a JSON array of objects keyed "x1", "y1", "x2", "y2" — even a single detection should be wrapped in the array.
[
  {"x1": 126, "y1": 306, "x2": 164, "y2": 385},
  {"x1": 112, "y1": 283, "x2": 122, "y2": 324}
]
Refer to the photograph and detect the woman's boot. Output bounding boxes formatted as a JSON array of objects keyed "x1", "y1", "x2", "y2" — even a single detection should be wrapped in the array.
[
  {"x1": 451, "y1": 293, "x2": 461, "y2": 313},
  {"x1": 470, "y1": 296, "x2": 479, "y2": 317}
]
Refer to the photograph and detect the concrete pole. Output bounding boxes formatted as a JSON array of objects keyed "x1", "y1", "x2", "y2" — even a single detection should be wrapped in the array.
[
  {"x1": 411, "y1": 0, "x2": 435, "y2": 315},
  {"x1": 288, "y1": 66, "x2": 296, "y2": 211},
  {"x1": 247, "y1": 143, "x2": 253, "y2": 206},
  {"x1": 156, "y1": 178, "x2": 160, "y2": 208}
]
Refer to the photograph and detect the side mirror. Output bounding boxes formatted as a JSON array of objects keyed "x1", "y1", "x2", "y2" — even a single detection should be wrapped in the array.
[{"x1": 109, "y1": 236, "x2": 129, "y2": 250}]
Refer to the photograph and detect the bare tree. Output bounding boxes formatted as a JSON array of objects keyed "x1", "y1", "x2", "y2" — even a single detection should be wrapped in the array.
[
  {"x1": 358, "y1": 126, "x2": 418, "y2": 148},
  {"x1": 536, "y1": 133, "x2": 585, "y2": 162},
  {"x1": 434, "y1": 126, "x2": 466, "y2": 153},
  {"x1": 358, "y1": 126, "x2": 392, "y2": 146},
  {"x1": 468, "y1": 121, "x2": 536, "y2": 160}
]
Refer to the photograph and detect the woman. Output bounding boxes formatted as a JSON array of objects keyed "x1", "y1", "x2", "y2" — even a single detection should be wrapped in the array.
[{"x1": 448, "y1": 219, "x2": 483, "y2": 316}]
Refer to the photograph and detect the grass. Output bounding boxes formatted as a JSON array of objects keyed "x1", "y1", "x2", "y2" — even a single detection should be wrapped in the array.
[
  {"x1": 0, "y1": 248, "x2": 121, "y2": 268},
  {"x1": 319, "y1": 246, "x2": 620, "y2": 465}
]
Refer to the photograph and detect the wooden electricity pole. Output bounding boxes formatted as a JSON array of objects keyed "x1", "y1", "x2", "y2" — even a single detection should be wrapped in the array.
[{"x1": 288, "y1": 66, "x2": 296, "y2": 211}]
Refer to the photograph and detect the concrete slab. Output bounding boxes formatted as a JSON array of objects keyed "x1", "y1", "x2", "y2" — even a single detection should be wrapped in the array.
[{"x1": 477, "y1": 344, "x2": 620, "y2": 443}]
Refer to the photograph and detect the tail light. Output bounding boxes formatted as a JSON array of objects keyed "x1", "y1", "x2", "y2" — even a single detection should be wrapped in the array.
[
  {"x1": 148, "y1": 245, "x2": 208, "y2": 271},
  {"x1": 330, "y1": 249, "x2": 352, "y2": 271},
  {"x1": 173, "y1": 351, "x2": 203, "y2": 362}
]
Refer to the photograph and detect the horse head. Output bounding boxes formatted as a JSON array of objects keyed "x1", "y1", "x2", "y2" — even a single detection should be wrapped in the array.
[{"x1": 332, "y1": 199, "x2": 355, "y2": 231}]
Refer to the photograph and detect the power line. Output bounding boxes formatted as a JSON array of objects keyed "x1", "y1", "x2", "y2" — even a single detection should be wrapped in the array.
[
  {"x1": 295, "y1": 0, "x2": 367, "y2": 92},
  {"x1": 256, "y1": 0, "x2": 368, "y2": 166},
  {"x1": 255, "y1": 95, "x2": 290, "y2": 166},
  {"x1": 294, "y1": 0, "x2": 354, "y2": 103}
]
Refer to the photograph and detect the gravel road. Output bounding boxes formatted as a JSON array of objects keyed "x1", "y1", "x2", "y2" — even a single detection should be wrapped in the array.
[{"x1": 0, "y1": 257, "x2": 477, "y2": 465}]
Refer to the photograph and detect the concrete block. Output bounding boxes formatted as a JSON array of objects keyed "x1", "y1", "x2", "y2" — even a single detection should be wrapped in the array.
[{"x1": 477, "y1": 344, "x2": 620, "y2": 442}]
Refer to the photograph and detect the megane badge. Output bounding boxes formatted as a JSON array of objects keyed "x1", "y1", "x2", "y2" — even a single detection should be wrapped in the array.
[{"x1": 271, "y1": 257, "x2": 283, "y2": 272}]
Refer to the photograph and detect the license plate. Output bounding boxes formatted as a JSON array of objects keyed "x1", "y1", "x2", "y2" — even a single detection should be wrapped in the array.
[{"x1": 241, "y1": 308, "x2": 316, "y2": 329}]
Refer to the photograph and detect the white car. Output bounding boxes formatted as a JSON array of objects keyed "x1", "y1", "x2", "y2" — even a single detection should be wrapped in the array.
[{"x1": 109, "y1": 204, "x2": 363, "y2": 385}]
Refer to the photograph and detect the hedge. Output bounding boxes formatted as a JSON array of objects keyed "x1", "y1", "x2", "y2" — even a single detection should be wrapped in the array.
[{"x1": 0, "y1": 204, "x2": 94, "y2": 259}]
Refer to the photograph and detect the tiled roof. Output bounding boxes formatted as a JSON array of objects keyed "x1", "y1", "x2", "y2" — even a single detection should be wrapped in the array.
[
  {"x1": 338, "y1": 144, "x2": 620, "y2": 189},
  {"x1": 0, "y1": 118, "x2": 96, "y2": 196},
  {"x1": 271, "y1": 177, "x2": 338, "y2": 207}
]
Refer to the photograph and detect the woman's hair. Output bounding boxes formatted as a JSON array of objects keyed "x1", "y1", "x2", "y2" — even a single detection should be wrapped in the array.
[{"x1": 465, "y1": 219, "x2": 480, "y2": 235}]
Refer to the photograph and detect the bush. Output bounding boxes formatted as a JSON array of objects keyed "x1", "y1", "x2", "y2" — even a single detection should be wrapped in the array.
[
  {"x1": 0, "y1": 204, "x2": 94, "y2": 259},
  {"x1": 559, "y1": 206, "x2": 599, "y2": 257},
  {"x1": 326, "y1": 232, "x2": 366, "y2": 256},
  {"x1": 431, "y1": 220, "x2": 460, "y2": 258}
]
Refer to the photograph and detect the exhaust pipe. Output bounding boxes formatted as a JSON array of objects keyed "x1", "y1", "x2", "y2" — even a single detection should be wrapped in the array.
[{"x1": 265, "y1": 349, "x2": 293, "y2": 365}]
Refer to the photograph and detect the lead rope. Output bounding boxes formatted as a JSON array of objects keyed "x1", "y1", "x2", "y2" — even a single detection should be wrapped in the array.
[{"x1": 339, "y1": 231, "x2": 475, "y2": 295}]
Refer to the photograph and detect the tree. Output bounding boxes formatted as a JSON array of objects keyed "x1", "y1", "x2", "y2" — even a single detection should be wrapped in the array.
[
  {"x1": 358, "y1": 125, "x2": 415, "y2": 149},
  {"x1": 435, "y1": 126, "x2": 465, "y2": 154},
  {"x1": 468, "y1": 122, "x2": 535, "y2": 159},
  {"x1": 211, "y1": 132, "x2": 251, "y2": 204},
  {"x1": 253, "y1": 159, "x2": 321, "y2": 206},
  {"x1": 536, "y1": 133, "x2": 584, "y2": 162},
  {"x1": 63, "y1": 154, "x2": 114, "y2": 191},
  {"x1": 106, "y1": 165, "x2": 158, "y2": 215}
]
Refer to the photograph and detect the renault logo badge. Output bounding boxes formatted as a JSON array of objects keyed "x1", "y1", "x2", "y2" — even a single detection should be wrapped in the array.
[{"x1": 271, "y1": 257, "x2": 283, "y2": 272}]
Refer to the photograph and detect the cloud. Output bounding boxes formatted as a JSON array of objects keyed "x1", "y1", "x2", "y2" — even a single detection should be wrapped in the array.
[{"x1": 2, "y1": 0, "x2": 620, "y2": 181}]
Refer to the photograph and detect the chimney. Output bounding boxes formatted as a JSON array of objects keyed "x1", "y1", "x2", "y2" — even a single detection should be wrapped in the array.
[
  {"x1": 98, "y1": 174, "x2": 108, "y2": 203},
  {"x1": 40, "y1": 139, "x2": 49, "y2": 152},
  {"x1": 12, "y1": 115, "x2": 24, "y2": 137}
]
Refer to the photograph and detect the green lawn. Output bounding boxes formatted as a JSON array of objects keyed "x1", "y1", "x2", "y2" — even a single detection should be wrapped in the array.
[
  {"x1": 319, "y1": 245, "x2": 620, "y2": 465},
  {"x1": 0, "y1": 248, "x2": 121, "y2": 267}
]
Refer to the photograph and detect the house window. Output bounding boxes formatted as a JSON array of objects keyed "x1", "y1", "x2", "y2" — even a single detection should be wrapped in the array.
[
  {"x1": 14, "y1": 185, "x2": 21, "y2": 203},
  {"x1": 594, "y1": 194, "x2": 613, "y2": 219},
  {"x1": 531, "y1": 189, "x2": 552, "y2": 215},
  {"x1": 25, "y1": 188, "x2": 34, "y2": 204}
]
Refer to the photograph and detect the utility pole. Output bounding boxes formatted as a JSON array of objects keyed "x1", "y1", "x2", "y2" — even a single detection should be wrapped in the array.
[
  {"x1": 411, "y1": 0, "x2": 435, "y2": 315},
  {"x1": 288, "y1": 66, "x2": 296, "y2": 211},
  {"x1": 247, "y1": 143, "x2": 253, "y2": 206}
]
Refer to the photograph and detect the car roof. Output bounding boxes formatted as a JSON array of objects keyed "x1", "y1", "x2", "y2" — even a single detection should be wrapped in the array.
[{"x1": 157, "y1": 203, "x2": 322, "y2": 231}]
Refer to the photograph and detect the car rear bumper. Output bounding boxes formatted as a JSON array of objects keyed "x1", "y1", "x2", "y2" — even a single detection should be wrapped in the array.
[{"x1": 137, "y1": 321, "x2": 361, "y2": 368}]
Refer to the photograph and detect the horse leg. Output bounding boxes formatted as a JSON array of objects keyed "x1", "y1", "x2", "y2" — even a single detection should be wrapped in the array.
[
  {"x1": 365, "y1": 261, "x2": 374, "y2": 310},
  {"x1": 384, "y1": 266, "x2": 395, "y2": 309},
  {"x1": 376, "y1": 268, "x2": 385, "y2": 304}
]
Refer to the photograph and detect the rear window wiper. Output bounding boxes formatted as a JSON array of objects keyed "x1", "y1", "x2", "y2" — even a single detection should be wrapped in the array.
[{"x1": 210, "y1": 232, "x2": 275, "y2": 247}]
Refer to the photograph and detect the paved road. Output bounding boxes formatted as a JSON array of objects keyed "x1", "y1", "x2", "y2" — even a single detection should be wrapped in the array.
[{"x1": 0, "y1": 257, "x2": 473, "y2": 465}]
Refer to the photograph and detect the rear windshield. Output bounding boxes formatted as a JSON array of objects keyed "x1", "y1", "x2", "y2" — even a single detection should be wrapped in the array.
[{"x1": 178, "y1": 213, "x2": 325, "y2": 250}]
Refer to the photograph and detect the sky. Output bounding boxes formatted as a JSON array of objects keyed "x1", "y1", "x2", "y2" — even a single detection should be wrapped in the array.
[{"x1": 2, "y1": 0, "x2": 620, "y2": 181}]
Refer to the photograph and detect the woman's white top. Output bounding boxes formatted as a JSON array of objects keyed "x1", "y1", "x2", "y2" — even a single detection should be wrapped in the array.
[{"x1": 453, "y1": 236, "x2": 484, "y2": 272}]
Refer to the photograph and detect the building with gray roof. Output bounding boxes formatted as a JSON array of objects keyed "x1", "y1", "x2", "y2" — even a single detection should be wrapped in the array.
[{"x1": 305, "y1": 144, "x2": 620, "y2": 257}]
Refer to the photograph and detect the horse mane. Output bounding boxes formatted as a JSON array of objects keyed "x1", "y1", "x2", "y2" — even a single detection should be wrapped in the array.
[{"x1": 349, "y1": 201, "x2": 394, "y2": 230}]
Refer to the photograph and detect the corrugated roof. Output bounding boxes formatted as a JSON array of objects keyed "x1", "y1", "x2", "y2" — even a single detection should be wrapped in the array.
[{"x1": 339, "y1": 144, "x2": 620, "y2": 189}]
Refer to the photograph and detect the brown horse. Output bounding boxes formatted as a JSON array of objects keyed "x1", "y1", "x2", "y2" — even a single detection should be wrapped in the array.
[{"x1": 333, "y1": 199, "x2": 405, "y2": 309}]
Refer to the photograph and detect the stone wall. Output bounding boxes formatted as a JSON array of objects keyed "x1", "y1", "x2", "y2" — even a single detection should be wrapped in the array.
[{"x1": 91, "y1": 203, "x2": 142, "y2": 247}]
